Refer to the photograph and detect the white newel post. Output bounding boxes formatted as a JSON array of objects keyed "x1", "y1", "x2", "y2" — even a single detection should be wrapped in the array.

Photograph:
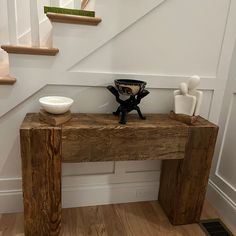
[
  {"x1": 7, "y1": 0, "x2": 18, "y2": 45},
  {"x1": 30, "y1": 0, "x2": 40, "y2": 47},
  {"x1": 50, "y1": 0, "x2": 60, "y2": 7}
]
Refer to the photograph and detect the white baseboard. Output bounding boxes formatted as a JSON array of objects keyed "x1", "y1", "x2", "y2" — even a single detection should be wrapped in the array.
[
  {"x1": 0, "y1": 190, "x2": 23, "y2": 213},
  {"x1": 0, "y1": 161, "x2": 160, "y2": 213},
  {"x1": 62, "y1": 182, "x2": 159, "y2": 208},
  {"x1": 0, "y1": 181, "x2": 159, "y2": 213},
  {"x1": 207, "y1": 180, "x2": 236, "y2": 230}
]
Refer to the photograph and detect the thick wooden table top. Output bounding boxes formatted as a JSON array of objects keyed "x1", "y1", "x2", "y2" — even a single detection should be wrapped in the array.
[
  {"x1": 21, "y1": 113, "x2": 216, "y2": 129},
  {"x1": 21, "y1": 113, "x2": 217, "y2": 162}
]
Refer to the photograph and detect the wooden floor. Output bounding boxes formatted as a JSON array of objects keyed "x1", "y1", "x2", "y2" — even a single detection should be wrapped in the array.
[{"x1": 0, "y1": 201, "x2": 235, "y2": 236}]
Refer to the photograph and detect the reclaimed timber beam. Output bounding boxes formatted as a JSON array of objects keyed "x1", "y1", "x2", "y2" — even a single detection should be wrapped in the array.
[
  {"x1": 20, "y1": 114, "x2": 62, "y2": 236},
  {"x1": 1, "y1": 45, "x2": 59, "y2": 56},
  {"x1": 47, "y1": 13, "x2": 102, "y2": 25},
  {"x1": 61, "y1": 114, "x2": 189, "y2": 162},
  {"x1": 158, "y1": 117, "x2": 218, "y2": 225}
]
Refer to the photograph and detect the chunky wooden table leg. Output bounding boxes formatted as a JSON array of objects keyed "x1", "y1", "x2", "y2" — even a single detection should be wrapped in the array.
[
  {"x1": 158, "y1": 124, "x2": 218, "y2": 225},
  {"x1": 20, "y1": 127, "x2": 62, "y2": 236}
]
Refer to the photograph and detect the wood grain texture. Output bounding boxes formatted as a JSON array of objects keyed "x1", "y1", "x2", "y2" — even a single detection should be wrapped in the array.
[
  {"x1": 20, "y1": 113, "x2": 219, "y2": 233},
  {"x1": 0, "y1": 76, "x2": 16, "y2": 85},
  {"x1": 1, "y1": 201, "x2": 235, "y2": 236},
  {"x1": 47, "y1": 13, "x2": 102, "y2": 25},
  {"x1": 20, "y1": 118, "x2": 62, "y2": 236},
  {"x1": 61, "y1": 114, "x2": 189, "y2": 162},
  {"x1": 1, "y1": 45, "x2": 59, "y2": 56},
  {"x1": 158, "y1": 118, "x2": 218, "y2": 225},
  {"x1": 39, "y1": 109, "x2": 72, "y2": 126}
]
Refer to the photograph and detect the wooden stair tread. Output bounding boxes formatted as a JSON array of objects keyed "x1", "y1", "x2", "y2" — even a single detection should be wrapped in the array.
[
  {"x1": 47, "y1": 12, "x2": 102, "y2": 25},
  {"x1": 1, "y1": 45, "x2": 59, "y2": 56},
  {"x1": 0, "y1": 76, "x2": 16, "y2": 85}
]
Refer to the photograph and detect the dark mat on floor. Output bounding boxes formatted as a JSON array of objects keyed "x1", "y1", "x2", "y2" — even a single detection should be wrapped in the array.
[{"x1": 199, "y1": 219, "x2": 234, "y2": 236}]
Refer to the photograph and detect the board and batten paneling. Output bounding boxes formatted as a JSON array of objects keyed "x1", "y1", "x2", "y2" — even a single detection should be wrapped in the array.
[
  {"x1": 69, "y1": 0, "x2": 229, "y2": 76},
  {"x1": 207, "y1": 36, "x2": 236, "y2": 229},
  {"x1": 218, "y1": 94, "x2": 236, "y2": 188}
]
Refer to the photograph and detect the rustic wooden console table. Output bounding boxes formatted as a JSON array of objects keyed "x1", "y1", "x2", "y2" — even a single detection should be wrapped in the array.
[{"x1": 20, "y1": 113, "x2": 218, "y2": 236}]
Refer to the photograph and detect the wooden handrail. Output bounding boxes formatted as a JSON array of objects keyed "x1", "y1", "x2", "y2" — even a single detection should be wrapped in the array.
[
  {"x1": 0, "y1": 76, "x2": 16, "y2": 85},
  {"x1": 47, "y1": 12, "x2": 101, "y2": 25},
  {"x1": 1, "y1": 45, "x2": 59, "y2": 56}
]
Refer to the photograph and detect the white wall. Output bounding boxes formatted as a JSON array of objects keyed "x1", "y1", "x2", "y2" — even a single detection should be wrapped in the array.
[
  {"x1": 0, "y1": 1, "x2": 235, "y2": 229},
  {"x1": 204, "y1": 0, "x2": 236, "y2": 230}
]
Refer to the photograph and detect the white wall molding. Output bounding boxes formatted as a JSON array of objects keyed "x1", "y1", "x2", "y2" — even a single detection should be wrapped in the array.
[
  {"x1": 52, "y1": 0, "x2": 167, "y2": 71},
  {"x1": 53, "y1": 72, "x2": 219, "y2": 90},
  {"x1": 0, "y1": 70, "x2": 216, "y2": 119},
  {"x1": 0, "y1": 163, "x2": 160, "y2": 213},
  {"x1": 62, "y1": 182, "x2": 159, "y2": 209},
  {"x1": 207, "y1": 180, "x2": 236, "y2": 229},
  {"x1": 208, "y1": 180, "x2": 236, "y2": 214},
  {"x1": 209, "y1": 0, "x2": 236, "y2": 122},
  {"x1": 0, "y1": 190, "x2": 23, "y2": 213},
  {"x1": 206, "y1": 0, "x2": 236, "y2": 229},
  {"x1": 0, "y1": 177, "x2": 21, "y2": 191},
  {"x1": 209, "y1": 91, "x2": 236, "y2": 203},
  {"x1": 214, "y1": 173, "x2": 236, "y2": 201},
  {"x1": 215, "y1": 0, "x2": 232, "y2": 77}
]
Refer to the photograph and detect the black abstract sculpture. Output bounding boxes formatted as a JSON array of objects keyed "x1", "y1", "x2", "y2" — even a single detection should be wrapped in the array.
[{"x1": 107, "y1": 79, "x2": 150, "y2": 124}]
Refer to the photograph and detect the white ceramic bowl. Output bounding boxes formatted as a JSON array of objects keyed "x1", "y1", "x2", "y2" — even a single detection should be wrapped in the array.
[{"x1": 39, "y1": 96, "x2": 74, "y2": 114}]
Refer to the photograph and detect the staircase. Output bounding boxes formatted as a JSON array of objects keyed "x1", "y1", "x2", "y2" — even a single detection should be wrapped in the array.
[{"x1": 0, "y1": 0, "x2": 99, "y2": 85}]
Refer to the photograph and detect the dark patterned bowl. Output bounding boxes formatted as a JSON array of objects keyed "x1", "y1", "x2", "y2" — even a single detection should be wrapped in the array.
[{"x1": 114, "y1": 79, "x2": 147, "y2": 95}]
